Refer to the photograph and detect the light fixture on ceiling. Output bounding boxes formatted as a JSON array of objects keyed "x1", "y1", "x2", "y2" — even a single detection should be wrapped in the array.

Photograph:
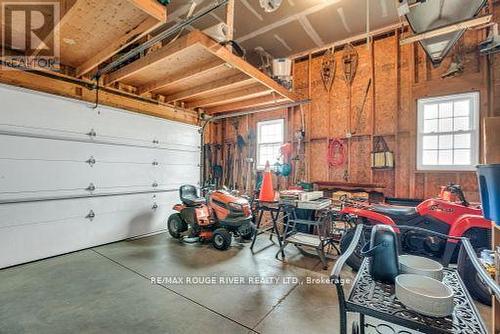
[
  {"x1": 402, "y1": 0, "x2": 487, "y2": 66},
  {"x1": 259, "y1": 0, "x2": 283, "y2": 13}
]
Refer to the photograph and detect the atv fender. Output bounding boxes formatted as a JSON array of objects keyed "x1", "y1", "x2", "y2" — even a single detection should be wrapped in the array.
[
  {"x1": 340, "y1": 206, "x2": 397, "y2": 226},
  {"x1": 447, "y1": 215, "x2": 492, "y2": 240}
]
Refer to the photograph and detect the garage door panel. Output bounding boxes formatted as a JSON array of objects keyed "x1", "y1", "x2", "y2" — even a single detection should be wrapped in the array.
[
  {"x1": 0, "y1": 84, "x2": 96, "y2": 135},
  {"x1": 95, "y1": 105, "x2": 200, "y2": 149},
  {"x1": 0, "y1": 135, "x2": 200, "y2": 166},
  {"x1": 0, "y1": 191, "x2": 177, "y2": 268},
  {"x1": 0, "y1": 192, "x2": 176, "y2": 230}
]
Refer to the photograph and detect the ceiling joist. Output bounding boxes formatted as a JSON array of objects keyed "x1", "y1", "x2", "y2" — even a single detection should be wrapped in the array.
[
  {"x1": 165, "y1": 73, "x2": 254, "y2": 103},
  {"x1": 138, "y1": 60, "x2": 227, "y2": 95},
  {"x1": 400, "y1": 14, "x2": 492, "y2": 45}
]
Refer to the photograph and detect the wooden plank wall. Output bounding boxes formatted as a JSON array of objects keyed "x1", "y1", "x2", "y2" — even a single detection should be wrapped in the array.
[{"x1": 206, "y1": 9, "x2": 500, "y2": 201}]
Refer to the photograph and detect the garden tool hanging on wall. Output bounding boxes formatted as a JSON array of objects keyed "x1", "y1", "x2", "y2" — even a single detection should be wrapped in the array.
[
  {"x1": 245, "y1": 129, "x2": 256, "y2": 194},
  {"x1": 351, "y1": 78, "x2": 372, "y2": 135},
  {"x1": 212, "y1": 144, "x2": 223, "y2": 188},
  {"x1": 320, "y1": 47, "x2": 336, "y2": 92}
]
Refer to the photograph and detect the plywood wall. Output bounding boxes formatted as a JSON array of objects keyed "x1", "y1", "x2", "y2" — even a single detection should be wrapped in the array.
[{"x1": 207, "y1": 10, "x2": 500, "y2": 201}]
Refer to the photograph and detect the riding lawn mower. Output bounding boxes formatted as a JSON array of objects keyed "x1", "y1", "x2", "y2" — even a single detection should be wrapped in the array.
[{"x1": 168, "y1": 185, "x2": 255, "y2": 250}]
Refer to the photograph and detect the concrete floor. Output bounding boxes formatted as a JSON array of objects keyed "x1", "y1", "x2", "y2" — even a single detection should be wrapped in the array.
[{"x1": 0, "y1": 233, "x2": 492, "y2": 334}]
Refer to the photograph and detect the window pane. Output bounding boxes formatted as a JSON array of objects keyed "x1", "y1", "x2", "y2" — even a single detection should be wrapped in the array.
[
  {"x1": 439, "y1": 135, "x2": 453, "y2": 149},
  {"x1": 438, "y1": 150, "x2": 453, "y2": 165},
  {"x1": 260, "y1": 123, "x2": 283, "y2": 143},
  {"x1": 454, "y1": 149, "x2": 471, "y2": 165},
  {"x1": 454, "y1": 117, "x2": 470, "y2": 131},
  {"x1": 423, "y1": 135, "x2": 438, "y2": 149},
  {"x1": 422, "y1": 150, "x2": 438, "y2": 165},
  {"x1": 424, "y1": 104, "x2": 438, "y2": 119},
  {"x1": 439, "y1": 102, "x2": 453, "y2": 118},
  {"x1": 454, "y1": 133, "x2": 471, "y2": 149},
  {"x1": 258, "y1": 143, "x2": 281, "y2": 167},
  {"x1": 424, "y1": 119, "x2": 438, "y2": 133},
  {"x1": 454, "y1": 100, "x2": 470, "y2": 117},
  {"x1": 439, "y1": 118, "x2": 453, "y2": 132}
]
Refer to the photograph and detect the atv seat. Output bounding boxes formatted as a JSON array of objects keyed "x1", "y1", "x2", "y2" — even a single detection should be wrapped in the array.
[
  {"x1": 371, "y1": 204, "x2": 418, "y2": 221},
  {"x1": 179, "y1": 185, "x2": 206, "y2": 207}
]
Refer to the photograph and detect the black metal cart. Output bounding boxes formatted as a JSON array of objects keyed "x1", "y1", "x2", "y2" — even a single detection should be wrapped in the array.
[{"x1": 331, "y1": 225, "x2": 500, "y2": 334}]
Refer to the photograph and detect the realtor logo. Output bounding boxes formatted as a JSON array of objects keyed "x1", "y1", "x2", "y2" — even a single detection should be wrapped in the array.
[{"x1": 1, "y1": 1, "x2": 60, "y2": 70}]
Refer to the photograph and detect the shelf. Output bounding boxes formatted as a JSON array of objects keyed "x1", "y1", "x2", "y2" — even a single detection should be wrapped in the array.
[
  {"x1": 103, "y1": 30, "x2": 297, "y2": 114},
  {"x1": 55, "y1": 0, "x2": 167, "y2": 77}
]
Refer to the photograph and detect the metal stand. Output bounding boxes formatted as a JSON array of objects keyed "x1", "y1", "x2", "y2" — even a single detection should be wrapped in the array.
[
  {"x1": 250, "y1": 201, "x2": 284, "y2": 257},
  {"x1": 276, "y1": 206, "x2": 339, "y2": 269}
]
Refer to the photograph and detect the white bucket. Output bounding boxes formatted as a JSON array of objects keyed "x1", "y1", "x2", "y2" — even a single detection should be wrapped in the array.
[{"x1": 272, "y1": 58, "x2": 292, "y2": 77}]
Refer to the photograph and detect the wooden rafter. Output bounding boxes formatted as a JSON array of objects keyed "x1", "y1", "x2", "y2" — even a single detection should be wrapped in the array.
[
  {"x1": 138, "y1": 60, "x2": 226, "y2": 95},
  {"x1": 165, "y1": 73, "x2": 254, "y2": 103},
  {"x1": 185, "y1": 84, "x2": 273, "y2": 109},
  {"x1": 400, "y1": 14, "x2": 492, "y2": 46},
  {"x1": 127, "y1": 0, "x2": 167, "y2": 22},
  {"x1": 205, "y1": 94, "x2": 287, "y2": 114}
]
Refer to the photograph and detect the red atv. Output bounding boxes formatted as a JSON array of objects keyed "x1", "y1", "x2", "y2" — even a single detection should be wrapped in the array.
[{"x1": 339, "y1": 184, "x2": 492, "y2": 304}]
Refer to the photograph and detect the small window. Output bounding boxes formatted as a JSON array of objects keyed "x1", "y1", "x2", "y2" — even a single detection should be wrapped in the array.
[
  {"x1": 256, "y1": 119, "x2": 284, "y2": 169},
  {"x1": 417, "y1": 92, "x2": 479, "y2": 171}
]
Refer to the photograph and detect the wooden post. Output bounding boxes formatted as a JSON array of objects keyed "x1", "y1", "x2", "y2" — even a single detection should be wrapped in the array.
[
  {"x1": 226, "y1": 0, "x2": 235, "y2": 51},
  {"x1": 395, "y1": 30, "x2": 401, "y2": 198},
  {"x1": 370, "y1": 38, "x2": 375, "y2": 184}
]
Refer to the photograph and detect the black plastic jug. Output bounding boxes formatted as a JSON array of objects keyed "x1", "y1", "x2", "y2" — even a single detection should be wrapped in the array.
[{"x1": 361, "y1": 225, "x2": 399, "y2": 283}]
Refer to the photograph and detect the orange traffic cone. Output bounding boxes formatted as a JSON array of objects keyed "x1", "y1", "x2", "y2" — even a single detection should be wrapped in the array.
[{"x1": 259, "y1": 161, "x2": 275, "y2": 202}]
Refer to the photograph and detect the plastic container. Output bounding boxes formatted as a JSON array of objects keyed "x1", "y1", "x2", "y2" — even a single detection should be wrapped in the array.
[
  {"x1": 272, "y1": 58, "x2": 292, "y2": 77},
  {"x1": 477, "y1": 164, "x2": 500, "y2": 223}
]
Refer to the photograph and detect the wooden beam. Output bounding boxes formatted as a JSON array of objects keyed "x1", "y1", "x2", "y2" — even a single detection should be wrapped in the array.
[
  {"x1": 104, "y1": 33, "x2": 195, "y2": 85},
  {"x1": 194, "y1": 31, "x2": 296, "y2": 101},
  {"x1": 137, "y1": 60, "x2": 226, "y2": 95},
  {"x1": 400, "y1": 15, "x2": 492, "y2": 45},
  {"x1": 226, "y1": 0, "x2": 235, "y2": 41},
  {"x1": 127, "y1": 0, "x2": 167, "y2": 22},
  {"x1": 165, "y1": 73, "x2": 254, "y2": 102},
  {"x1": 186, "y1": 84, "x2": 273, "y2": 108},
  {"x1": 31, "y1": 0, "x2": 81, "y2": 58},
  {"x1": 291, "y1": 23, "x2": 405, "y2": 60},
  {"x1": 205, "y1": 94, "x2": 287, "y2": 114},
  {"x1": 0, "y1": 68, "x2": 198, "y2": 124},
  {"x1": 76, "y1": 17, "x2": 162, "y2": 77}
]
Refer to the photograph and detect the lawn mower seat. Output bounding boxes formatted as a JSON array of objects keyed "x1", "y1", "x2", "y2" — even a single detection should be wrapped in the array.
[{"x1": 179, "y1": 185, "x2": 206, "y2": 207}]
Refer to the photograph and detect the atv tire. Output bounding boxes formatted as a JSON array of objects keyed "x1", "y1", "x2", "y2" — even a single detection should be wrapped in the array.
[
  {"x1": 457, "y1": 246, "x2": 492, "y2": 306},
  {"x1": 213, "y1": 228, "x2": 232, "y2": 250},
  {"x1": 167, "y1": 213, "x2": 187, "y2": 239},
  {"x1": 340, "y1": 228, "x2": 365, "y2": 271}
]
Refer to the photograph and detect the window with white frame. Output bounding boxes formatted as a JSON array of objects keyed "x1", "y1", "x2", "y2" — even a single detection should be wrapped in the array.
[
  {"x1": 417, "y1": 92, "x2": 479, "y2": 171},
  {"x1": 257, "y1": 119, "x2": 284, "y2": 169}
]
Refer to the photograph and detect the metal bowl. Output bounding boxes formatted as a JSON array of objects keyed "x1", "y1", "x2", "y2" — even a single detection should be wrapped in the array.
[
  {"x1": 399, "y1": 255, "x2": 444, "y2": 281},
  {"x1": 395, "y1": 274, "x2": 454, "y2": 318}
]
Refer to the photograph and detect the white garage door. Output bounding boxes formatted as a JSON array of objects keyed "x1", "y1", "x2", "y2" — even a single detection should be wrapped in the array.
[{"x1": 0, "y1": 84, "x2": 200, "y2": 268}]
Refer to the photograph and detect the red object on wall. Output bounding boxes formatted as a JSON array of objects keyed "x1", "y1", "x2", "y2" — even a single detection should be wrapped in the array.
[{"x1": 327, "y1": 138, "x2": 345, "y2": 167}]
